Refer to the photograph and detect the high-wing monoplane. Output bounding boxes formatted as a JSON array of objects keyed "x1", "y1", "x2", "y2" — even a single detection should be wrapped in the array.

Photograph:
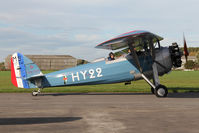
[{"x1": 10, "y1": 30, "x2": 183, "y2": 97}]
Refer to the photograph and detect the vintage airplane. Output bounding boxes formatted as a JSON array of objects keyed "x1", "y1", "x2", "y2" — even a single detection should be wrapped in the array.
[{"x1": 10, "y1": 30, "x2": 183, "y2": 97}]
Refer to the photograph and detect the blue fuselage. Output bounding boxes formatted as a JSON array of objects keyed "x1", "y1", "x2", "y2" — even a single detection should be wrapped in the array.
[{"x1": 42, "y1": 55, "x2": 152, "y2": 87}]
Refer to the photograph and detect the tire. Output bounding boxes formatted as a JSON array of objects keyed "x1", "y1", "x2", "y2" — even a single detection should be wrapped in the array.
[{"x1": 155, "y1": 85, "x2": 168, "y2": 97}]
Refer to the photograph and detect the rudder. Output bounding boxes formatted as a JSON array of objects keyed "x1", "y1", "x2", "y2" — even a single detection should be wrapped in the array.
[{"x1": 10, "y1": 53, "x2": 43, "y2": 88}]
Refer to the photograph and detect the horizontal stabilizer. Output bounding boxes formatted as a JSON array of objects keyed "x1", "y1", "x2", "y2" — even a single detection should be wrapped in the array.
[{"x1": 25, "y1": 74, "x2": 45, "y2": 80}]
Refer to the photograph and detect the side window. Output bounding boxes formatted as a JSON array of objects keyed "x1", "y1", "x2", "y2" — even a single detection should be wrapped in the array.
[{"x1": 154, "y1": 41, "x2": 160, "y2": 49}]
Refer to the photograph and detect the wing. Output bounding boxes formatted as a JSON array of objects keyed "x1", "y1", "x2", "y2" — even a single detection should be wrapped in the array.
[{"x1": 95, "y1": 30, "x2": 163, "y2": 50}]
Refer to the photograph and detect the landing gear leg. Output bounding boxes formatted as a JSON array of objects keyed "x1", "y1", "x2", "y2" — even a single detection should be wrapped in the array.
[
  {"x1": 152, "y1": 62, "x2": 168, "y2": 97},
  {"x1": 141, "y1": 74, "x2": 168, "y2": 97},
  {"x1": 151, "y1": 87, "x2": 155, "y2": 94},
  {"x1": 32, "y1": 88, "x2": 42, "y2": 96}
]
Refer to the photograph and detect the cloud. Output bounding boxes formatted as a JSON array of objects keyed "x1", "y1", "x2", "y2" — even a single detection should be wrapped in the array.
[
  {"x1": 0, "y1": 26, "x2": 104, "y2": 62},
  {"x1": 74, "y1": 34, "x2": 100, "y2": 43},
  {"x1": 0, "y1": 0, "x2": 199, "y2": 62}
]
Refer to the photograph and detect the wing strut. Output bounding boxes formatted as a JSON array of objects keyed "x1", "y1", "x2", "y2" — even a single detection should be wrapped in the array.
[
  {"x1": 127, "y1": 37, "x2": 168, "y2": 97},
  {"x1": 149, "y1": 38, "x2": 160, "y2": 86},
  {"x1": 127, "y1": 39, "x2": 142, "y2": 72},
  {"x1": 127, "y1": 39, "x2": 157, "y2": 88}
]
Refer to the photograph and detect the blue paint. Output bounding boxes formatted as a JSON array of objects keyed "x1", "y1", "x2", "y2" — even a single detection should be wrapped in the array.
[
  {"x1": 43, "y1": 55, "x2": 152, "y2": 88},
  {"x1": 17, "y1": 53, "x2": 29, "y2": 88}
]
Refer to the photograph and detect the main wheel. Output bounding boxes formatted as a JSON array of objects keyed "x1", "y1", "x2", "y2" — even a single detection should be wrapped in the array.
[
  {"x1": 155, "y1": 85, "x2": 168, "y2": 97},
  {"x1": 32, "y1": 91, "x2": 38, "y2": 96}
]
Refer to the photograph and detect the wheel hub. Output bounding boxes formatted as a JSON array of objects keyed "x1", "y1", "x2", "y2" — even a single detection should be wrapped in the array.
[{"x1": 157, "y1": 88, "x2": 165, "y2": 96}]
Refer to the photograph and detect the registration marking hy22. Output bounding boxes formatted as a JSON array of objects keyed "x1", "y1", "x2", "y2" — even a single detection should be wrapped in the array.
[{"x1": 71, "y1": 68, "x2": 103, "y2": 82}]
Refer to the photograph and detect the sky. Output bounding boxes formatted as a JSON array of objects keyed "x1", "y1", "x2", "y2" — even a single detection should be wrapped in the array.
[{"x1": 0, "y1": 0, "x2": 199, "y2": 62}]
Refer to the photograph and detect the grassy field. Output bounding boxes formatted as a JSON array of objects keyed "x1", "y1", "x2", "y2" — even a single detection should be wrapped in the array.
[{"x1": 0, "y1": 71, "x2": 199, "y2": 93}]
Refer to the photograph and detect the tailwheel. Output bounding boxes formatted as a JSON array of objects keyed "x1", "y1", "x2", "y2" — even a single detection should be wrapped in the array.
[
  {"x1": 32, "y1": 88, "x2": 42, "y2": 96},
  {"x1": 32, "y1": 90, "x2": 38, "y2": 96},
  {"x1": 155, "y1": 85, "x2": 168, "y2": 97}
]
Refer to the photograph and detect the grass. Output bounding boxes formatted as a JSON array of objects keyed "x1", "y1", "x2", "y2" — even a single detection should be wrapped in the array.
[{"x1": 0, "y1": 71, "x2": 199, "y2": 93}]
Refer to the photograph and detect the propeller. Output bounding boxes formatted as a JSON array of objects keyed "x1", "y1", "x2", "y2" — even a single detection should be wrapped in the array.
[{"x1": 169, "y1": 42, "x2": 182, "y2": 67}]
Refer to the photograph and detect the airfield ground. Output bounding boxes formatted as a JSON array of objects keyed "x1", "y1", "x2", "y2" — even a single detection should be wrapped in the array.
[
  {"x1": 0, "y1": 71, "x2": 199, "y2": 132},
  {"x1": 1, "y1": 93, "x2": 199, "y2": 133}
]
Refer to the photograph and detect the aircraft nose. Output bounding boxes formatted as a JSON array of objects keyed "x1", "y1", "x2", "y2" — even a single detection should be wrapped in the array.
[{"x1": 169, "y1": 43, "x2": 183, "y2": 67}]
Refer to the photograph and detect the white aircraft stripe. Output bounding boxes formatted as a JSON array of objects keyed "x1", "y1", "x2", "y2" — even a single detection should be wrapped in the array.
[{"x1": 12, "y1": 53, "x2": 24, "y2": 88}]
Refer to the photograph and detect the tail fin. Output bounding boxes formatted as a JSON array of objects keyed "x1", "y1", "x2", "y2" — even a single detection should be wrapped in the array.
[{"x1": 11, "y1": 53, "x2": 43, "y2": 88}]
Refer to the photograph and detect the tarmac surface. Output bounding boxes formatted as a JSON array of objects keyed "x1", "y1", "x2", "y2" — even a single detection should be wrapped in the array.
[{"x1": 1, "y1": 92, "x2": 199, "y2": 133}]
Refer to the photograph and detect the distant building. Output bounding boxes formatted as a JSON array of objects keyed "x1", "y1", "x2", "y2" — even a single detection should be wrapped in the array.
[
  {"x1": 181, "y1": 56, "x2": 197, "y2": 64},
  {"x1": 5, "y1": 55, "x2": 77, "y2": 71}
]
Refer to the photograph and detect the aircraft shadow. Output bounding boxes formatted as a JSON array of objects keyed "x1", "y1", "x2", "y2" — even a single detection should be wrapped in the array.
[
  {"x1": 39, "y1": 92, "x2": 151, "y2": 96},
  {"x1": 167, "y1": 87, "x2": 199, "y2": 98},
  {"x1": 39, "y1": 87, "x2": 199, "y2": 98},
  {"x1": 0, "y1": 117, "x2": 82, "y2": 125},
  {"x1": 167, "y1": 92, "x2": 199, "y2": 98}
]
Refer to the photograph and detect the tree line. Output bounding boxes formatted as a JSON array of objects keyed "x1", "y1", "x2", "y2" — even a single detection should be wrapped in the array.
[{"x1": 180, "y1": 47, "x2": 199, "y2": 53}]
